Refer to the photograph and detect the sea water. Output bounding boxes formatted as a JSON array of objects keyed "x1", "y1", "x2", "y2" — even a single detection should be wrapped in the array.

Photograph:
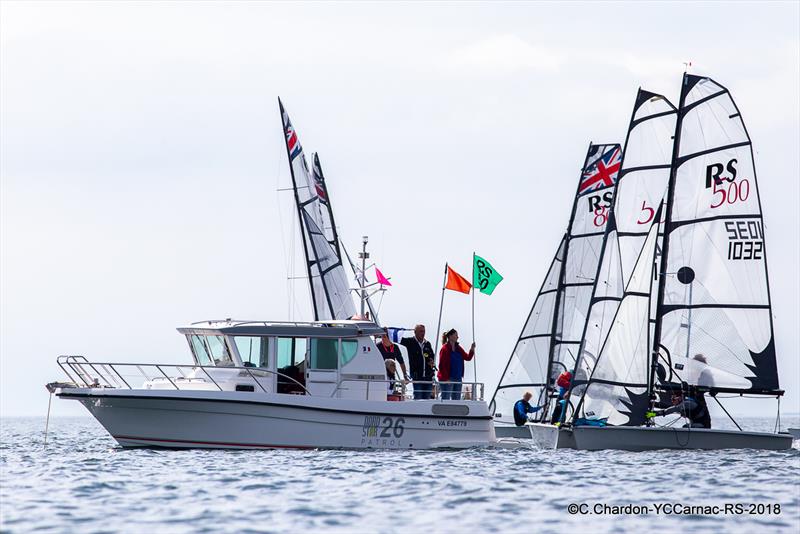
[{"x1": 1, "y1": 416, "x2": 798, "y2": 533}]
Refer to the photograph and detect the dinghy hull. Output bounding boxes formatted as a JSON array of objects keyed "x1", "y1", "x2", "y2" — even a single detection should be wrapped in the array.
[
  {"x1": 59, "y1": 388, "x2": 495, "y2": 450},
  {"x1": 571, "y1": 425, "x2": 793, "y2": 451}
]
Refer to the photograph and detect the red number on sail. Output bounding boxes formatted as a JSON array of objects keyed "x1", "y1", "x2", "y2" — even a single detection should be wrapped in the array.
[
  {"x1": 711, "y1": 179, "x2": 750, "y2": 209},
  {"x1": 637, "y1": 200, "x2": 655, "y2": 225},
  {"x1": 593, "y1": 206, "x2": 608, "y2": 227}
]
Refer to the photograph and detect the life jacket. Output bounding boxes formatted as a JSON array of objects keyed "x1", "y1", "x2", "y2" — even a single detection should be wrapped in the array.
[
  {"x1": 556, "y1": 371, "x2": 572, "y2": 389},
  {"x1": 687, "y1": 394, "x2": 711, "y2": 428}
]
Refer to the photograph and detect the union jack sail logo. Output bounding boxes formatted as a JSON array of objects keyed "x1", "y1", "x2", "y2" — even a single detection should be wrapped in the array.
[
  {"x1": 312, "y1": 159, "x2": 329, "y2": 203},
  {"x1": 283, "y1": 113, "x2": 302, "y2": 161},
  {"x1": 579, "y1": 145, "x2": 621, "y2": 194}
]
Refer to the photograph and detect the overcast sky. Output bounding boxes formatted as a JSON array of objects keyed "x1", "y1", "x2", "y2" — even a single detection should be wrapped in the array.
[{"x1": 1, "y1": 1, "x2": 798, "y2": 418}]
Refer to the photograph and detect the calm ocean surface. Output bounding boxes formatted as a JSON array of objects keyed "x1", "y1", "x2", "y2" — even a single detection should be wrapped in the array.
[{"x1": 1, "y1": 416, "x2": 798, "y2": 533}]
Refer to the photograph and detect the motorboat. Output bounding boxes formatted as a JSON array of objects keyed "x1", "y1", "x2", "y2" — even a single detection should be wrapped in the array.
[{"x1": 48, "y1": 319, "x2": 495, "y2": 449}]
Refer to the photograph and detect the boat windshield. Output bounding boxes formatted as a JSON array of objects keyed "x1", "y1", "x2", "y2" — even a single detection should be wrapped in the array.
[{"x1": 188, "y1": 334, "x2": 234, "y2": 367}]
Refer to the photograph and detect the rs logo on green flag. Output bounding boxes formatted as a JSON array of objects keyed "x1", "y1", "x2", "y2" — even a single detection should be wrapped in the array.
[{"x1": 473, "y1": 254, "x2": 503, "y2": 295}]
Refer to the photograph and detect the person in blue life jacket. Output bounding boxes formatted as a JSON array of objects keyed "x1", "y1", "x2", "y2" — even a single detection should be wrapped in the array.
[{"x1": 513, "y1": 391, "x2": 542, "y2": 426}]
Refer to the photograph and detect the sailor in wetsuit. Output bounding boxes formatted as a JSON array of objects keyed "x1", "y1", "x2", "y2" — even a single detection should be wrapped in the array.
[
  {"x1": 654, "y1": 389, "x2": 711, "y2": 428},
  {"x1": 513, "y1": 391, "x2": 542, "y2": 426}
]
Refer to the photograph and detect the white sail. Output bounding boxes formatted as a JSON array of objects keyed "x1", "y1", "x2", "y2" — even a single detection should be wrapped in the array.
[
  {"x1": 280, "y1": 100, "x2": 357, "y2": 321},
  {"x1": 577, "y1": 217, "x2": 661, "y2": 426},
  {"x1": 549, "y1": 144, "x2": 622, "y2": 402},
  {"x1": 613, "y1": 90, "x2": 677, "y2": 282},
  {"x1": 492, "y1": 144, "x2": 621, "y2": 422},
  {"x1": 654, "y1": 75, "x2": 779, "y2": 393},
  {"x1": 567, "y1": 90, "x2": 677, "y2": 423},
  {"x1": 490, "y1": 237, "x2": 564, "y2": 422}
]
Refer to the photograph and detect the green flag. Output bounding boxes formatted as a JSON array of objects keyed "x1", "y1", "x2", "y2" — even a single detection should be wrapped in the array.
[{"x1": 473, "y1": 254, "x2": 503, "y2": 295}]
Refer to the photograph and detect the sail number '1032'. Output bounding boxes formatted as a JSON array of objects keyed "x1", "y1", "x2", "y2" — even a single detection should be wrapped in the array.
[{"x1": 725, "y1": 220, "x2": 763, "y2": 261}]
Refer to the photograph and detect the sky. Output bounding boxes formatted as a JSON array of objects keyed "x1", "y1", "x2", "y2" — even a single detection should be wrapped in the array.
[{"x1": 1, "y1": 1, "x2": 798, "y2": 419}]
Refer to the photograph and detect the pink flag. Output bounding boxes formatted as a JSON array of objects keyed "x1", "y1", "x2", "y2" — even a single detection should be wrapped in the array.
[{"x1": 375, "y1": 267, "x2": 392, "y2": 286}]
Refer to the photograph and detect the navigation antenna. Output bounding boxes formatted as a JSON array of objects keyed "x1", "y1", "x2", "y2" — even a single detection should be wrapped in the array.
[{"x1": 359, "y1": 236, "x2": 369, "y2": 318}]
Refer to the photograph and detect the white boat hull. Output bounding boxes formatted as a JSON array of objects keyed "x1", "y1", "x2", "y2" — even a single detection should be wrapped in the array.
[
  {"x1": 59, "y1": 388, "x2": 495, "y2": 450},
  {"x1": 571, "y1": 425, "x2": 793, "y2": 451}
]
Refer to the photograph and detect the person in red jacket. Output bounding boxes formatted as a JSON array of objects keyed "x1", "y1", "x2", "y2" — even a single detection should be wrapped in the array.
[{"x1": 437, "y1": 328, "x2": 475, "y2": 400}]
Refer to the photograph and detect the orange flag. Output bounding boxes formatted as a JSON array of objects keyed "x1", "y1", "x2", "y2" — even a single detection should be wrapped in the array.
[{"x1": 445, "y1": 265, "x2": 472, "y2": 294}]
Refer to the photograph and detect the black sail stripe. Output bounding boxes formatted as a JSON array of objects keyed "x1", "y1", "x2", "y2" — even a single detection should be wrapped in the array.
[{"x1": 676, "y1": 140, "x2": 750, "y2": 166}]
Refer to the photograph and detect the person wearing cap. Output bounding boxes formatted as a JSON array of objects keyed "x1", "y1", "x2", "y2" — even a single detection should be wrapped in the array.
[{"x1": 513, "y1": 391, "x2": 542, "y2": 426}]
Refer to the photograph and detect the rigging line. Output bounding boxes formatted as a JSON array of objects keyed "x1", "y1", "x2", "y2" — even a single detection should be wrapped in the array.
[{"x1": 711, "y1": 395, "x2": 742, "y2": 431}]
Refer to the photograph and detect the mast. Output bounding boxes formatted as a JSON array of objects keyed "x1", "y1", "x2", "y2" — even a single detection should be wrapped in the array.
[
  {"x1": 359, "y1": 236, "x2": 369, "y2": 318},
  {"x1": 313, "y1": 153, "x2": 346, "y2": 273},
  {"x1": 279, "y1": 97, "x2": 320, "y2": 320},
  {"x1": 648, "y1": 74, "x2": 689, "y2": 401}
]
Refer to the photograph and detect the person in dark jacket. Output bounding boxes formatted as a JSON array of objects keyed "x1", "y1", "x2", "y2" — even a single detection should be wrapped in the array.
[
  {"x1": 654, "y1": 389, "x2": 711, "y2": 428},
  {"x1": 400, "y1": 324, "x2": 436, "y2": 400},
  {"x1": 376, "y1": 333, "x2": 408, "y2": 380},
  {"x1": 437, "y1": 329, "x2": 475, "y2": 400},
  {"x1": 514, "y1": 391, "x2": 542, "y2": 426}
]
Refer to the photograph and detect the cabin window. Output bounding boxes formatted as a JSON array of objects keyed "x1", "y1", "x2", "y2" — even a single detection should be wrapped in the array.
[
  {"x1": 189, "y1": 335, "x2": 213, "y2": 367},
  {"x1": 206, "y1": 335, "x2": 233, "y2": 366},
  {"x1": 340, "y1": 339, "x2": 358, "y2": 366},
  {"x1": 233, "y1": 336, "x2": 269, "y2": 368},
  {"x1": 276, "y1": 337, "x2": 307, "y2": 395},
  {"x1": 277, "y1": 337, "x2": 307, "y2": 369},
  {"x1": 310, "y1": 338, "x2": 338, "y2": 370}
]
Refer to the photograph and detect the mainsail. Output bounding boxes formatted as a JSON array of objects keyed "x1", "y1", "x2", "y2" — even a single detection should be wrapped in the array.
[
  {"x1": 279, "y1": 99, "x2": 357, "y2": 321},
  {"x1": 652, "y1": 74, "x2": 779, "y2": 394},
  {"x1": 491, "y1": 143, "x2": 621, "y2": 422},
  {"x1": 568, "y1": 89, "x2": 678, "y2": 425}
]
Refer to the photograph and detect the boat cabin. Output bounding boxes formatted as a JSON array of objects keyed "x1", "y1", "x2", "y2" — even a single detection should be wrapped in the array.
[{"x1": 168, "y1": 319, "x2": 390, "y2": 400}]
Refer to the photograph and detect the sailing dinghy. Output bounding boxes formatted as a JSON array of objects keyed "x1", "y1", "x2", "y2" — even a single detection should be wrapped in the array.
[
  {"x1": 490, "y1": 143, "x2": 621, "y2": 443},
  {"x1": 539, "y1": 75, "x2": 793, "y2": 451}
]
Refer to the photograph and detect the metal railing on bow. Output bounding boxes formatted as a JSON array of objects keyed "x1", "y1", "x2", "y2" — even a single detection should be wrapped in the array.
[{"x1": 55, "y1": 355, "x2": 309, "y2": 394}]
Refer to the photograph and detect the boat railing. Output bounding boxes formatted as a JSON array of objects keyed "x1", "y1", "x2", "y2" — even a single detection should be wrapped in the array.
[
  {"x1": 332, "y1": 378, "x2": 485, "y2": 401},
  {"x1": 55, "y1": 355, "x2": 310, "y2": 394}
]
